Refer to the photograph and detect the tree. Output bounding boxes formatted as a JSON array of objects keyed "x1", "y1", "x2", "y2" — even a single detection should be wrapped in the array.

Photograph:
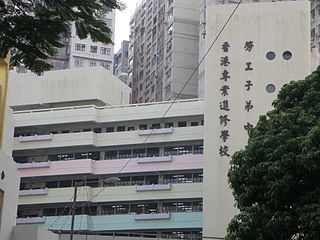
[
  {"x1": 0, "y1": 0, "x2": 124, "y2": 74},
  {"x1": 226, "y1": 68, "x2": 320, "y2": 240}
]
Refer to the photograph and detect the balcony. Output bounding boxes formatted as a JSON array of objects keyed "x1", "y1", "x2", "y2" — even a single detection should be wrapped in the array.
[
  {"x1": 19, "y1": 188, "x2": 48, "y2": 196},
  {"x1": 136, "y1": 184, "x2": 171, "y2": 192},
  {"x1": 18, "y1": 155, "x2": 203, "y2": 178},
  {"x1": 17, "y1": 161, "x2": 51, "y2": 169},
  {"x1": 13, "y1": 99, "x2": 204, "y2": 128},
  {"x1": 14, "y1": 126, "x2": 203, "y2": 151},
  {"x1": 21, "y1": 212, "x2": 202, "y2": 232},
  {"x1": 135, "y1": 213, "x2": 170, "y2": 220},
  {"x1": 18, "y1": 183, "x2": 202, "y2": 205},
  {"x1": 16, "y1": 217, "x2": 46, "y2": 224}
]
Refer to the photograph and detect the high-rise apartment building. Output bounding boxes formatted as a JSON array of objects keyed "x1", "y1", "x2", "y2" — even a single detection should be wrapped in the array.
[
  {"x1": 114, "y1": 40, "x2": 130, "y2": 85},
  {"x1": 311, "y1": 0, "x2": 320, "y2": 58},
  {"x1": 129, "y1": 0, "x2": 200, "y2": 103},
  {"x1": 8, "y1": 67, "x2": 204, "y2": 239},
  {"x1": 16, "y1": 10, "x2": 115, "y2": 73}
]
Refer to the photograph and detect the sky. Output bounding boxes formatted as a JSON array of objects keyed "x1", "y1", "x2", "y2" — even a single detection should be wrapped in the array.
[{"x1": 114, "y1": 0, "x2": 141, "y2": 52}]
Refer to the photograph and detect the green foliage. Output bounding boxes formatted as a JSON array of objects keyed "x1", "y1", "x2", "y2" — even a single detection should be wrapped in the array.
[
  {"x1": 226, "y1": 68, "x2": 320, "y2": 240},
  {"x1": 0, "y1": 0, "x2": 124, "y2": 74}
]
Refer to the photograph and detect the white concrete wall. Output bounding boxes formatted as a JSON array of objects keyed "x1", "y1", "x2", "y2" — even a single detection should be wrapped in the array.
[
  {"x1": 8, "y1": 67, "x2": 131, "y2": 110},
  {"x1": 0, "y1": 151, "x2": 19, "y2": 240},
  {"x1": 204, "y1": 1, "x2": 310, "y2": 237},
  {"x1": 12, "y1": 226, "x2": 58, "y2": 240}
]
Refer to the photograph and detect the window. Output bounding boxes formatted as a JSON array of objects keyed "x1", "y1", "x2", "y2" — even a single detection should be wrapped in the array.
[
  {"x1": 118, "y1": 149, "x2": 132, "y2": 159},
  {"x1": 165, "y1": 122, "x2": 174, "y2": 128},
  {"x1": 139, "y1": 124, "x2": 148, "y2": 130},
  {"x1": 106, "y1": 150, "x2": 118, "y2": 159},
  {"x1": 106, "y1": 127, "x2": 114, "y2": 132},
  {"x1": 59, "y1": 180, "x2": 72, "y2": 188},
  {"x1": 151, "y1": 123, "x2": 161, "y2": 129},
  {"x1": 117, "y1": 126, "x2": 125, "y2": 132},
  {"x1": 193, "y1": 173, "x2": 203, "y2": 182},
  {"x1": 178, "y1": 121, "x2": 187, "y2": 127},
  {"x1": 75, "y1": 152, "x2": 100, "y2": 160},
  {"x1": 94, "y1": 128, "x2": 101, "y2": 133},
  {"x1": 74, "y1": 58, "x2": 84, "y2": 67},
  {"x1": 133, "y1": 148, "x2": 146, "y2": 158},
  {"x1": 191, "y1": 122, "x2": 199, "y2": 126},
  {"x1": 46, "y1": 181, "x2": 58, "y2": 188},
  {"x1": 100, "y1": 62, "x2": 110, "y2": 70},
  {"x1": 90, "y1": 61, "x2": 97, "y2": 67},
  {"x1": 194, "y1": 145, "x2": 204, "y2": 154},
  {"x1": 147, "y1": 147, "x2": 159, "y2": 157},
  {"x1": 75, "y1": 43, "x2": 85, "y2": 51},
  {"x1": 90, "y1": 46, "x2": 98, "y2": 53},
  {"x1": 101, "y1": 47, "x2": 111, "y2": 55},
  {"x1": 128, "y1": 126, "x2": 135, "y2": 131}
]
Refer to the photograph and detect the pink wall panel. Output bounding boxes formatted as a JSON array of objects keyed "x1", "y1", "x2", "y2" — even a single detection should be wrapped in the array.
[{"x1": 19, "y1": 155, "x2": 203, "y2": 178}]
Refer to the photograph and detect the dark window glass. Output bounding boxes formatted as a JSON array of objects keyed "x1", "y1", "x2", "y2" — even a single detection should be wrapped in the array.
[
  {"x1": 59, "y1": 153, "x2": 74, "y2": 160},
  {"x1": 59, "y1": 180, "x2": 72, "y2": 188},
  {"x1": 139, "y1": 124, "x2": 148, "y2": 130},
  {"x1": 147, "y1": 147, "x2": 159, "y2": 157},
  {"x1": 43, "y1": 208, "x2": 56, "y2": 216},
  {"x1": 162, "y1": 202, "x2": 176, "y2": 212},
  {"x1": 132, "y1": 149, "x2": 146, "y2": 158},
  {"x1": 61, "y1": 130, "x2": 70, "y2": 133},
  {"x1": 131, "y1": 176, "x2": 145, "y2": 185},
  {"x1": 191, "y1": 122, "x2": 199, "y2": 126},
  {"x1": 117, "y1": 177, "x2": 131, "y2": 186},
  {"x1": 106, "y1": 127, "x2": 114, "y2": 133},
  {"x1": 178, "y1": 121, "x2": 187, "y2": 127},
  {"x1": 102, "y1": 205, "x2": 115, "y2": 215},
  {"x1": 46, "y1": 181, "x2": 58, "y2": 188},
  {"x1": 151, "y1": 123, "x2": 161, "y2": 129},
  {"x1": 146, "y1": 175, "x2": 158, "y2": 185},
  {"x1": 164, "y1": 146, "x2": 174, "y2": 156},
  {"x1": 165, "y1": 122, "x2": 173, "y2": 128},
  {"x1": 94, "y1": 128, "x2": 102, "y2": 133},
  {"x1": 86, "y1": 179, "x2": 99, "y2": 187},
  {"x1": 192, "y1": 201, "x2": 203, "y2": 212},
  {"x1": 194, "y1": 145, "x2": 203, "y2": 154},
  {"x1": 118, "y1": 149, "x2": 132, "y2": 159},
  {"x1": 193, "y1": 173, "x2": 203, "y2": 182},
  {"x1": 176, "y1": 146, "x2": 192, "y2": 155},
  {"x1": 83, "y1": 128, "x2": 91, "y2": 132},
  {"x1": 115, "y1": 205, "x2": 129, "y2": 214},
  {"x1": 106, "y1": 151, "x2": 118, "y2": 159},
  {"x1": 117, "y1": 126, "x2": 126, "y2": 132},
  {"x1": 177, "y1": 202, "x2": 192, "y2": 212},
  {"x1": 127, "y1": 127, "x2": 135, "y2": 131}
]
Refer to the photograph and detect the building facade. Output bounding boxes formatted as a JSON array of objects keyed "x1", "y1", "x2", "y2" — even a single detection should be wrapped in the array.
[
  {"x1": 203, "y1": 1, "x2": 310, "y2": 237},
  {"x1": 16, "y1": 11, "x2": 115, "y2": 73},
  {"x1": 8, "y1": 68, "x2": 204, "y2": 239},
  {"x1": 129, "y1": 0, "x2": 200, "y2": 103},
  {"x1": 114, "y1": 40, "x2": 130, "y2": 85}
]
